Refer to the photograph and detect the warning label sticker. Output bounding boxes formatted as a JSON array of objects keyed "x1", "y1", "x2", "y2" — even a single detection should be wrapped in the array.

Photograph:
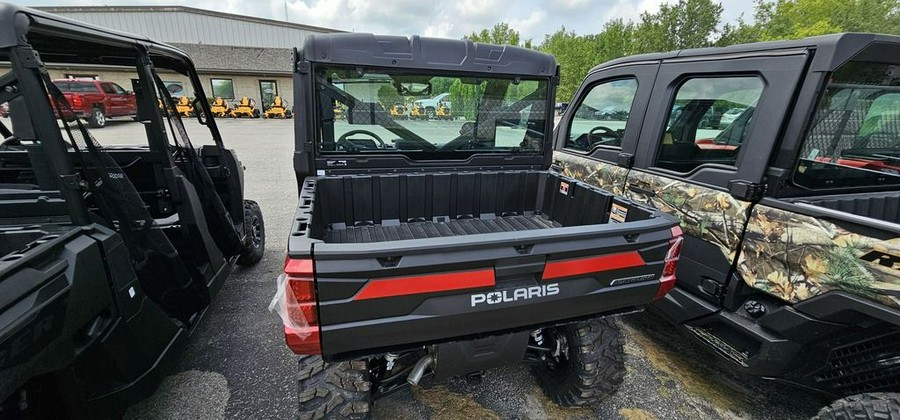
[{"x1": 609, "y1": 203, "x2": 628, "y2": 223}]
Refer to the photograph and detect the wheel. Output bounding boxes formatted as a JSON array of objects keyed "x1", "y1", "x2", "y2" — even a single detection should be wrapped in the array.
[
  {"x1": 532, "y1": 318, "x2": 625, "y2": 407},
  {"x1": 286, "y1": 110, "x2": 293, "y2": 119},
  {"x1": 236, "y1": 200, "x2": 265, "y2": 266},
  {"x1": 425, "y1": 107, "x2": 436, "y2": 119},
  {"x1": 297, "y1": 356, "x2": 372, "y2": 420},
  {"x1": 816, "y1": 393, "x2": 900, "y2": 420},
  {"x1": 88, "y1": 107, "x2": 106, "y2": 128}
]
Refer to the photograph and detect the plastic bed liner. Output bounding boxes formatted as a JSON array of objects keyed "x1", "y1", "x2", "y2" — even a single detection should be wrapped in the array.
[
  {"x1": 324, "y1": 214, "x2": 560, "y2": 243},
  {"x1": 301, "y1": 170, "x2": 633, "y2": 245}
]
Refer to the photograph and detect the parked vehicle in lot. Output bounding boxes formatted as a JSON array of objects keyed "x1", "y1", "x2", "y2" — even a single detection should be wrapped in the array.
[
  {"x1": 718, "y1": 107, "x2": 747, "y2": 127},
  {"x1": 556, "y1": 33, "x2": 900, "y2": 419},
  {"x1": 0, "y1": 4, "x2": 265, "y2": 418},
  {"x1": 272, "y1": 33, "x2": 684, "y2": 418},
  {"x1": 52, "y1": 78, "x2": 137, "y2": 128},
  {"x1": 411, "y1": 92, "x2": 450, "y2": 119}
]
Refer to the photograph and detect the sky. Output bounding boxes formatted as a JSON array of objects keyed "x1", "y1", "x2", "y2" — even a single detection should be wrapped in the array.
[{"x1": 15, "y1": 0, "x2": 757, "y2": 41}]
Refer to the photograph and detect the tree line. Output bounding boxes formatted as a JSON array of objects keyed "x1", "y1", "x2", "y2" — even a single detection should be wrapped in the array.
[{"x1": 466, "y1": 0, "x2": 900, "y2": 101}]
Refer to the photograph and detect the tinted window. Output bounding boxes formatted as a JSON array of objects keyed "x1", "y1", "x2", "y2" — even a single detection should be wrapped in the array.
[
  {"x1": 101, "y1": 83, "x2": 116, "y2": 94},
  {"x1": 211, "y1": 78, "x2": 234, "y2": 99},
  {"x1": 794, "y1": 61, "x2": 900, "y2": 190},
  {"x1": 565, "y1": 78, "x2": 637, "y2": 152},
  {"x1": 110, "y1": 83, "x2": 127, "y2": 94},
  {"x1": 656, "y1": 76, "x2": 763, "y2": 173},
  {"x1": 315, "y1": 66, "x2": 549, "y2": 157}
]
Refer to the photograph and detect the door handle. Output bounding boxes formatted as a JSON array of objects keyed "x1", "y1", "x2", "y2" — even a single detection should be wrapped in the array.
[{"x1": 627, "y1": 185, "x2": 656, "y2": 197}]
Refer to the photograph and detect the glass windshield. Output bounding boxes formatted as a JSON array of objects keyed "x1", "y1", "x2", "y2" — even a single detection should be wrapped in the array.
[
  {"x1": 794, "y1": 60, "x2": 900, "y2": 190},
  {"x1": 315, "y1": 66, "x2": 549, "y2": 156}
]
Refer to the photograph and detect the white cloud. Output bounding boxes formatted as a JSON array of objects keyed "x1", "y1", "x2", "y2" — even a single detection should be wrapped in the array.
[{"x1": 17, "y1": 0, "x2": 757, "y2": 41}]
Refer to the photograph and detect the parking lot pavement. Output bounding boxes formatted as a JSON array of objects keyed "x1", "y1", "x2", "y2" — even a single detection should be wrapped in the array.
[{"x1": 91, "y1": 118, "x2": 831, "y2": 419}]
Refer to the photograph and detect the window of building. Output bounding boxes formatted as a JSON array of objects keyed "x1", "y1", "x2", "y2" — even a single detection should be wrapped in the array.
[
  {"x1": 655, "y1": 76, "x2": 764, "y2": 173},
  {"x1": 793, "y1": 60, "x2": 900, "y2": 190},
  {"x1": 565, "y1": 78, "x2": 638, "y2": 152},
  {"x1": 211, "y1": 78, "x2": 234, "y2": 99}
]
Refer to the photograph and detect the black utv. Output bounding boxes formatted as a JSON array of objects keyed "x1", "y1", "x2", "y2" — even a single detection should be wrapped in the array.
[
  {"x1": 0, "y1": 4, "x2": 264, "y2": 418},
  {"x1": 555, "y1": 33, "x2": 900, "y2": 419}
]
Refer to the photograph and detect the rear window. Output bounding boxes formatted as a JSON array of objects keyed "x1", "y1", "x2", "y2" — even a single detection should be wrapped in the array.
[
  {"x1": 54, "y1": 81, "x2": 99, "y2": 93},
  {"x1": 314, "y1": 65, "x2": 550, "y2": 159},
  {"x1": 794, "y1": 60, "x2": 900, "y2": 190}
]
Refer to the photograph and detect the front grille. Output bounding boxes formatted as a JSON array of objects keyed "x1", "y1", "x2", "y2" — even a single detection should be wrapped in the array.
[{"x1": 812, "y1": 329, "x2": 900, "y2": 395}]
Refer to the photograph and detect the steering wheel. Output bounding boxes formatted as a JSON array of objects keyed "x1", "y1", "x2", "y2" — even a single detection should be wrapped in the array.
[
  {"x1": 337, "y1": 129, "x2": 386, "y2": 150},
  {"x1": 588, "y1": 126, "x2": 622, "y2": 146}
]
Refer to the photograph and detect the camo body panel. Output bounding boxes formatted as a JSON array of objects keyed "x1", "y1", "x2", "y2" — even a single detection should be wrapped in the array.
[
  {"x1": 553, "y1": 151, "x2": 900, "y2": 308},
  {"x1": 740, "y1": 205, "x2": 900, "y2": 308},
  {"x1": 552, "y1": 151, "x2": 628, "y2": 196}
]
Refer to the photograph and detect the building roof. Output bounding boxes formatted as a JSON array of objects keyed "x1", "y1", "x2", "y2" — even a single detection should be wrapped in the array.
[{"x1": 36, "y1": 5, "x2": 342, "y2": 49}]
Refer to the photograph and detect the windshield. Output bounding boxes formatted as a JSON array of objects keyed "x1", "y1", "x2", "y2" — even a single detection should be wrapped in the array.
[
  {"x1": 315, "y1": 66, "x2": 550, "y2": 157},
  {"x1": 794, "y1": 60, "x2": 900, "y2": 190}
]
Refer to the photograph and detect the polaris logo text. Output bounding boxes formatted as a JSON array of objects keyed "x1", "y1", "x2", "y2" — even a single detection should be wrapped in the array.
[{"x1": 470, "y1": 284, "x2": 560, "y2": 307}]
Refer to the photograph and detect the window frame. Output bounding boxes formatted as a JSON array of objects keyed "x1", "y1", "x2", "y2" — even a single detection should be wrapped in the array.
[
  {"x1": 554, "y1": 62, "x2": 660, "y2": 165},
  {"x1": 562, "y1": 76, "x2": 639, "y2": 155},
  {"x1": 631, "y1": 52, "x2": 809, "y2": 191},
  {"x1": 651, "y1": 74, "x2": 765, "y2": 175},
  {"x1": 210, "y1": 78, "x2": 235, "y2": 100}
]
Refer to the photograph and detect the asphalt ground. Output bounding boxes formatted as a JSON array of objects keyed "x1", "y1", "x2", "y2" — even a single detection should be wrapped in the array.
[{"x1": 84, "y1": 117, "x2": 832, "y2": 420}]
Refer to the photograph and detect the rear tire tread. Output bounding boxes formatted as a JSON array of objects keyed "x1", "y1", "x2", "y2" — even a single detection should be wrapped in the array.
[
  {"x1": 533, "y1": 318, "x2": 625, "y2": 407},
  {"x1": 816, "y1": 393, "x2": 900, "y2": 420},
  {"x1": 297, "y1": 356, "x2": 371, "y2": 420}
]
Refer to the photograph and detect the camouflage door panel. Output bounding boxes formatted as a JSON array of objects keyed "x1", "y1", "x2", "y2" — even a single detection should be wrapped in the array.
[
  {"x1": 623, "y1": 170, "x2": 752, "y2": 259},
  {"x1": 740, "y1": 204, "x2": 900, "y2": 309},
  {"x1": 552, "y1": 151, "x2": 628, "y2": 196}
]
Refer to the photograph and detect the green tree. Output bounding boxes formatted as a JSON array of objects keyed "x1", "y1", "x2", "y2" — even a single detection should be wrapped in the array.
[
  {"x1": 754, "y1": 0, "x2": 900, "y2": 40},
  {"x1": 376, "y1": 85, "x2": 402, "y2": 109},
  {"x1": 633, "y1": 0, "x2": 724, "y2": 52},
  {"x1": 466, "y1": 22, "x2": 525, "y2": 46},
  {"x1": 539, "y1": 26, "x2": 596, "y2": 102}
]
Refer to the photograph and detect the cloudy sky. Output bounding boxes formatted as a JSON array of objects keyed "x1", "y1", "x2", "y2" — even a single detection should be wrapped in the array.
[{"x1": 17, "y1": 0, "x2": 756, "y2": 41}]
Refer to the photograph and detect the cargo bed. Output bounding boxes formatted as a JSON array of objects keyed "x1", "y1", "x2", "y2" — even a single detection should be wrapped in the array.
[
  {"x1": 301, "y1": 171, "x2": 628, "y2": 245},
  {"x1": 287, "y1": 170, "x2": 680, "y2": 359}
]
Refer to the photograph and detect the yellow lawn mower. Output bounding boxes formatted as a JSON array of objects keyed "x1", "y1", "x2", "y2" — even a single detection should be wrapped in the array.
[
  {"x1": 390, "y1": 102, "x2": 408, "y2": 119},
  {"x1": 175, "y1": 96, "x2": 194, "y2": 118},
  {"x1": 229, "y1": 97, "x2": 261, "y2": 118},
  {"x1": 410, "y1": 103, "x2": 428, "y2": 120},
  {"x1": 333, "y1": 102, "x2": 346, "y2": 120},
  {"x1": 436, "y1": 101, "x2": 452, "y2": 120},
  {"x1": 263, "y1": 96, "x2": 293, "y2": 119},
  {"x1": 210, "y1": 97, "x2": 231, "y2": 118}
]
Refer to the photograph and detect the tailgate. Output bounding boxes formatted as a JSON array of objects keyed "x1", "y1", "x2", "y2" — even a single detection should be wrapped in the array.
[{"x1": 293, "y1": 207, "x2": 680, "y2": 359}]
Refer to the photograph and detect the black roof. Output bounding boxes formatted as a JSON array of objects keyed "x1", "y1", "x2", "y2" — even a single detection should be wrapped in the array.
[
  {"x1": 300, "y1": 33, "x2": 557, "y2": 78},
  {"x1": 0, "y1": 2, "x2": 191, "y2": 65},
  {"x1": 590, "y1": 33, "x2": 900, "y2": 74}
]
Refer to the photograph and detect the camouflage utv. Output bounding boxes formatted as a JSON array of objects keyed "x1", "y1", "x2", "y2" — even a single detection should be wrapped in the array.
[{"x1": 554, "y1": 33, "x2": 900, "y2": 419}]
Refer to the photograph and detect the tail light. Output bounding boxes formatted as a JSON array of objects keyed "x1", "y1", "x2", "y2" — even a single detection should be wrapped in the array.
[
  {"x1": 282, "y1": 257, "x2": 321, "y2": 354},
  {"x1": 655, "y1": 226, "x2": 683, "y2": 300},
  {"x1": 70, "y1": 95, "x2": 83, "y2": 109}
]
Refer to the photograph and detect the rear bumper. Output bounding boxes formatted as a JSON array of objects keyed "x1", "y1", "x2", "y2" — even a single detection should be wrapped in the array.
[{"x1": 319, "y1": 277, "x2": 658, "y2": 360}]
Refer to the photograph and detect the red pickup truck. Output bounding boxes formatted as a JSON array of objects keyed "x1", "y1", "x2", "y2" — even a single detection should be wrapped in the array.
[{"x1": 52, "y1": 79, "x2": 137, "y2": 128}]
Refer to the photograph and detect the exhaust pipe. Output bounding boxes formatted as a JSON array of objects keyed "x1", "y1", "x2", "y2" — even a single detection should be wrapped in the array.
[{"x1": 406, "y1": 354, "x2": 434, "y2": 386}]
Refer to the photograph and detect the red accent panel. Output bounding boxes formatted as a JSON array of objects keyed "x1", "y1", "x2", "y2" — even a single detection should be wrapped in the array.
[
  {"x1": 285, "y1": 257, "x2": 314, "y2": 275},
  {"x1": 542, "y1": 251, "x2": 645, "y2": 280},
  {"x1": 354, "y1": 269, "x2": 495, "y2": 300},
  {"x1": 284, "y1": 325, "x2": 321, "y2": 355}
]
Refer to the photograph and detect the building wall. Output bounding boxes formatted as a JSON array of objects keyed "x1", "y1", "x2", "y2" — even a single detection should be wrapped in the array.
[
  {"x1": 40, "y1": 7, "x2": 338, "y2": 49},
  {"x1": 41, "y1": 69, "x2": 294, "y2": 107}
]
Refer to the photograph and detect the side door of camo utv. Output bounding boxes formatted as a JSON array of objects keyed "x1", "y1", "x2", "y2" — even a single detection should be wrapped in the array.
[
  {"x1": 626, "y1": 51, "x2": 809, "y2": 321},
  {"x1": 552, "y1": 62, "x2": 660, "y2": 196}
]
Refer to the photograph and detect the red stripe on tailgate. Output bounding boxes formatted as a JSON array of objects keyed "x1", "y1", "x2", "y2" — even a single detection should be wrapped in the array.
[
  {"x1": 542, "y1": 251, "x2": 645, "y2": 280},
  {"x1": 354, "y1": 269, "x2": 495, "y2": 300}
]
